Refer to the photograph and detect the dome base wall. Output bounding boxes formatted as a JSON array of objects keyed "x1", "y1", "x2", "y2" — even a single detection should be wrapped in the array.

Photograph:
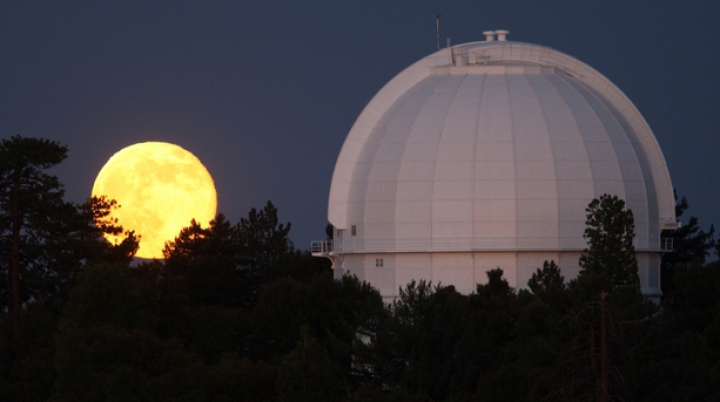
[{"x1": 330, "y1": 250, "x2": 662, "y2": 303}]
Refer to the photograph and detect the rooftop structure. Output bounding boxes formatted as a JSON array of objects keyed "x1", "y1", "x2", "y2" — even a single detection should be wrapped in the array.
[{"x1": 314, "y1": 31, "x2": 676, "y2": 302}]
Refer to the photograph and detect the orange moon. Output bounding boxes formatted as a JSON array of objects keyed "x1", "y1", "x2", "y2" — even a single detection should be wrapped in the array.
[{"x1": 92, "y1": 142, "x2": 217, "y2": 259}]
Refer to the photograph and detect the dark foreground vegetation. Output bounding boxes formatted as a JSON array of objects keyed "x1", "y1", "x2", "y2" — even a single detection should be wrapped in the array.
[{"x1": 1, "y1": 136, "x2": 719, "y2": 401}]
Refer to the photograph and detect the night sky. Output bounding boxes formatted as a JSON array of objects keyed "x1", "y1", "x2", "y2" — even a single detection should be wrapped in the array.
[{"x1": 2, "y1": 1, "x2": 719, "y2": 250}]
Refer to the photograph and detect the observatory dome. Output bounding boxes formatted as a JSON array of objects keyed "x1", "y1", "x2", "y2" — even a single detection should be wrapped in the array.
[{"x1": 316, "y1": 33, "x2": 676, "y2": 301}]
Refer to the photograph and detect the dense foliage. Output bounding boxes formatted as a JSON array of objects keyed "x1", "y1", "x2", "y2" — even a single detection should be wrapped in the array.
[{"x1": 1, "y1": 137, "x2": 719, "y2": 401}]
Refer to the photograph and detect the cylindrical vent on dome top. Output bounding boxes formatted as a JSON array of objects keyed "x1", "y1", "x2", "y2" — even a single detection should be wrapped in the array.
[
  {"x1": 483, "y1": 30, "x2": 495, "y2": 41},
  {"x1": 496, "y1": 30, "x2": 509, "y2": 41}
]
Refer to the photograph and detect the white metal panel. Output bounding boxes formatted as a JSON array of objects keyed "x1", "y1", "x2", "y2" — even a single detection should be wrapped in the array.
[
  {"x1": 517, "y1": 199, "x2": 558, "y2": 222},
  {"x1": 557, "y1": 180, "x2": 595, "y2": 199},
  {"x1": 396, "y1": 180, "x2": 433, "y2": 200},
  {"x1": 414, "y1": 93, "x2": 454, "y2": 127},
  {"x1": 618, "y1": 162, "x2": 644, "y2": 181},
  {"x1": 344, "y1": 255, "x2": 366, "y2": 282},
  {"x1": 518, "y1": 221, "x2": 560, "y2": 239},
  {"x1": 478, "y1": 111, "x2": 511, "y2": 127},
  {"x1": 367, "y1": 162, "x2": 401, "y2": 181},
  {"x1": 373, "y1": 142, "x2": 407, "y2": 162},
  {"x1": 432, "y1": 253, "x2": 475, "y2": 293},
  {"x1": 593, "y1": 180, "x2": 627, "y2": 198},
  {"x1": 347, "y1": 178, "x2": 368, "y2": 200},
  {"x1": 590, "y1": 161, "x2": 623, "y2": 181},
  {"x1": 548, "y1": 126, "x2": 584, "y2": 142},
  {"x1": 365, "y1": 182, "x2": 398, "y2": 201},
  {"x1": 437, "y1": 141, "x2": 475, "y2": 161},
  {"x1": 395, "y1": 200, "x2": 431, "y2": 222},
  {"x1": 351, "y1": 162, "x2": 373, "y2": 186},
  {"x1": 397, "y1": 162, "x2": 436, "y2": 181},
  {"x1": 402, "y1": 142, "x2": 440, "y2": 161},
  {"x1": 513, "y1": 125, "x2": 548, "y2": 143},
  {"x1": 388, "y1": 112, "x2": 420, "y2": 129},
  {"x1": 475, "y1": 180, "x2": 516, "y2": 199},
  {"x1": 571, "y1": 111, "x2": 604, "y2": 127},
  {"x1": 511, "y1": 96, "x2": 540, "y2": 111},
  {"x1": 476, "y1": 142, "x2": 514, "y2": 160},
  {"x1": 475, "y1": 160, "x2": 515, "y2": 180},
  {"x1": 543, "y1": 109, "x2": 577, "y2": 126},
  {"x1": 433, "y1": 180, "x2": 473, "y2": 200},
  {"x1": 558, "y1": 199, "x2": 589, "y2": 221},
  {"x1": 474, "y1": 199, "x2": 517, "y2": 222},
  {"x1": 555, "y1": 160, "x2": 593, "y2": 180},
  {"x1": 396, "y1": 253, "x2": 432, "y2": 291},
  {"x1": 396, "y1": 222, "x2": 431, "y2": 239},
  {"x1": 432, "y1": 200, "x2": 473, "y2": 221},
  {"x1": 510, "y1": 111, "x2": 546, "y2": 126},
  {"x1": 434, "y1": 160, "x2": 474, "y2": 181},
  {"x1": 363, "y1": 221, "x2": 393, "y2": 240},
  {"x1": 440, "y1": 125, "x2": 477, "y2": 143},
  {"x1": 576, "y1": 125, "x2": 609, "y2": 143},
  {"x1": 585, "y1": 142, "x2": 618, "y2": 161},
  {"x1": 433, "y1": 222, "x2": 473, "y2": 239},
  {"x1": 346, "y1": 200, "x2": 365, "y2": 223},
  {"x1": 559, "y1": 221, "x2": 587, "y2": 239},
  {"x1": 611, "y1": 142, "x2": 637, "y2": 162},
  {"x1": 407, "y1": 126, "x2": 444, "y2": 143},
  {"x1": 355, "y1": 134, "x2": 384, "y2": 163},
  {"x1": 364, "y1": 254, "x2": 396, "y2": 297},
  {"x1": 515, "y1": 141, "x2": 553, "y2": 160},
  {"x1": 516, "y1": 160, "x2": 556, "y2": 180},
  {"x1": 364, "y1": 201, "x2": 396, "y2": 223},
  {"x1": 383, "y1": 128, "x2": 413, "y2": 144},
  {"x1": 474, "y1": 221, "x2": 516, "y2": 238},
  {"x1": 478, "y1": 126, "x2": 513, "y2": 142},
  {"x1": 624, "y1": 179, "x2": 648, "y2": 200},
  {"x1": 517, "y1": 180, "x2": 558, "y2": 199}
]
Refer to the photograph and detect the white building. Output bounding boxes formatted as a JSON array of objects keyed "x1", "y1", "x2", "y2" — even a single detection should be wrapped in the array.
[{"x1": 313, "y1": 31, "x2": 676, "y2": 302}]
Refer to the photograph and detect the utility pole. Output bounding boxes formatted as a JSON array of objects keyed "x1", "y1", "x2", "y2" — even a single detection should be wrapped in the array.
[
  {"x1": 435, "y1": 13, "x2": 441, "y2": 51},
  {"x1": 599, "y1": 292, "x2": 609, "y2": 402}
]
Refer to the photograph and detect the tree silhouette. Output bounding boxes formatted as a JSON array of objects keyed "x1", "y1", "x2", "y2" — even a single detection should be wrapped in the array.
[
  {"x1": 661, "y1": 190, "x2": 715, "y2": 295},
  {"x1": 550, "y1": 293, "x2": 633, "y2": 402},
  {"x1": 0, "y1": 137, "x2": 137, "y2": 314},
  {"x1": 577, "y1": 194, "x2": 640, "y2": 300},
  {"x1": 0, "y1": 136, "x2": 68, "y2": 314},
  {"x1": 528, "y1": 260, "x2": 565, "y2": 295}
]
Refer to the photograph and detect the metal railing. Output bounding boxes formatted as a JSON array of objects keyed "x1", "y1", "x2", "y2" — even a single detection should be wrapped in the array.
[
  {"x1": 311, "y1": 240, "x2": 333, "y2": 254},
  {"x1": 312, "y1": 236, "x2": 673, "y2": 254}
]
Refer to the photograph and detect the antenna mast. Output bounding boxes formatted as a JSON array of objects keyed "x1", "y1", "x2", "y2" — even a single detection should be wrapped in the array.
[{"x1": 435, "y1": 13, "x2": 441, "y2": 51}]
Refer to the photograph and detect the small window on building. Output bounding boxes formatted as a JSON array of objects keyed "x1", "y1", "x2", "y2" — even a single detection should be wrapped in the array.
[
  {"x1": 351, "y1": 225, "x2": 357, "y2": 236},
  {"x1": 375, "y1": 258, "x2": 383, "y2": 267}
]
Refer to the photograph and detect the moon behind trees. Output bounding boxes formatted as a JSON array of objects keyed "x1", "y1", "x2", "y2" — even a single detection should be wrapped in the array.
[{"x1": 92, "y1": 142, "x2": 217, "y2": 259}]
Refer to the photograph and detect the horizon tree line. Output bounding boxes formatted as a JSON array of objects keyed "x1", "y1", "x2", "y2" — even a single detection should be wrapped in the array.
[{"x1": 0, "y1": 135, "x2": 718, "y2": 401}]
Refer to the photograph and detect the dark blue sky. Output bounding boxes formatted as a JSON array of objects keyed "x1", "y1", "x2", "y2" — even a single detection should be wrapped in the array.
[{"x1": 2, "y1": 1, "x2": 719, "y2": 249}]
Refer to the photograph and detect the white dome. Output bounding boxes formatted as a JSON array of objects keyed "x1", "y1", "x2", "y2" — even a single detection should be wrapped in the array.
[
  {"x1": 321, "y1": 38, "x2": 675, "y2": 300},
  {"x1": 329, "y1": 40, "x2": 675, "y2": 253}
]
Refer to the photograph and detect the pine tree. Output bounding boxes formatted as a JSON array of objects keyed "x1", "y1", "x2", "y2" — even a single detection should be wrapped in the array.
[
  {"x1": 237, "y1": 200, "x2": 294, "y2": 272},
  {"x1": 0, "y1": 136, "x2": 68, "y2": 314},
  {"x1": 528, "y1": 260, "x2": 565, "y2": 295},
  {"x1": 552, "y1": 195, "x2": 653, "y2": 401},
  {"x1": 661, "y1": 190, "x2": 715, "y2": 295},
  {"x1": 0, "y1": 136, "x2": 137, "y2": 314},
  {"x1": 577, "y1": 194, "x2": 640, "y2": 296}
]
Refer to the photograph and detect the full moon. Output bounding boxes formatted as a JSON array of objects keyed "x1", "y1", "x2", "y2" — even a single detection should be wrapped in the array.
[{"x1": 92, "y1": 142, "x2": 217, "y2": 259}]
